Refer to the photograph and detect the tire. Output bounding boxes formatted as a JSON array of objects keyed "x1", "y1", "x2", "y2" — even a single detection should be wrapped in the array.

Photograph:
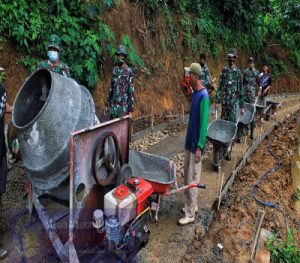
[
  {"x1": 250, "y1": 120, "x2": 255, "y2": 140},
  {"x1": 225, "y1": 149, "x2": 232, "y2": 161},
  {"x1": 236, "y1": 124, "x2": 243, "y2": 142},
  {"x1": 213, "y1": 144, "x2": 221, "y2": 170},
  {"x1": 225, "y1": 144, "x2": 232, "y2": 161}
]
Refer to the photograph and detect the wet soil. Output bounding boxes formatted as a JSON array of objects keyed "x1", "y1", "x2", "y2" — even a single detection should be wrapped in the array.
[{"x1": 187, "y1": 111, "x2": 300, "y2": 263}]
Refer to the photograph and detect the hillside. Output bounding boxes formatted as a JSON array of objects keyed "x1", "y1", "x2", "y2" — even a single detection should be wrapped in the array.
[{"x1": 0, "y1": 0, "x2": 299, "y2": 117}]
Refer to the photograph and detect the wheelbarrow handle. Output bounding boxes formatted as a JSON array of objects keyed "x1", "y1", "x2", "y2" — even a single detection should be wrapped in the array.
[
  {"x1": 197, "y1": 183, "x2": 206, "y2": 189},
  {"x1": 163, "y1": 183, "x2": 206, "y2": 196}
]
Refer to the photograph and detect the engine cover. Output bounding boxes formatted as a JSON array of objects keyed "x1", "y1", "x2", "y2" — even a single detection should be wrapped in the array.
[{"x1": 126, "y1": 178, "x2": 153, "y2": 214}]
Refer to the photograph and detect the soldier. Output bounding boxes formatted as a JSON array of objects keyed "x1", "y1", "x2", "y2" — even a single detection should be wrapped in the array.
[
  {"x1": 238, "y1": 57, "x2": 259, "y2": 140},
  {"x1": 199, "y1": 53, "x2": 216, "y2": 90},
  {"x1": 104, "y1": 45, "x2": 134, "y2": 119},
  {"x1": 214, "y1": 48, "x2": 244, "y2": 123},
  {"x1": 38, "y1": 34, "x2": 71, "y2": 77}
]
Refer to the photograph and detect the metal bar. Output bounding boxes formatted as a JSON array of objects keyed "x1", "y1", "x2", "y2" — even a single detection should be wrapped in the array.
[
  {"x1": 164, "y1": 183, "x2": 205, "y2": 196},
  {"x1": 68, "y1": 135, "x2": 80, "y2": 263},
  {"x1": 51, "y1": 210, "x2": 69, "y2": 223},
  {"x1": 33, "y1": 196, "x2": 68, "y2": 262}
]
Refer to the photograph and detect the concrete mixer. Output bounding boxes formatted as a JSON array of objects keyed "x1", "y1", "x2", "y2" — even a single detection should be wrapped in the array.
[{"x1": 12, "y1": 69, "x2": 175, "y2": 262}]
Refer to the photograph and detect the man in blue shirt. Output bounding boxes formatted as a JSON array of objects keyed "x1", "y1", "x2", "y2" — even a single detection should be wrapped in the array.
[
  {"x1": 179, "y1": 63, "x2": 210, "y2": 226},
  {"x1": 258, "y1": 63, "x2": 271, "y2": 107}
]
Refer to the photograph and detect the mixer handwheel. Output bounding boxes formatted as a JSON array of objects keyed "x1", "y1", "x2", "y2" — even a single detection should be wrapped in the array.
[{"x1": 92, "y1": 132, "x2": 121, "y2": 186}]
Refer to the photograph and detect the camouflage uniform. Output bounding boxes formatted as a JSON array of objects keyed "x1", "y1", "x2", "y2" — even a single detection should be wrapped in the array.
[
  {"x1": 240, "y1": 67, "x2": 259, "y2": 139},
  {"x1": 106, "y1": 65, "x2": 134, "y2": 119},
  {"x1": 201, "y1": 63, "x2": 215, "y2": 101},
  {"x1": 38, "y1": 34, "x2": 71, "y2": 77},
  {"x1": 215, "y1": 65, "x2": 244, "y2": 122},
  {"x1": 243, "y1": 68, "x2": 259, "y2": 103},
  {"x1": 200, "y1": 64, "x2": 212, "y2": 88},
  {"x1": 38, "y1": 60, "x2": 71, "y2": 77}
]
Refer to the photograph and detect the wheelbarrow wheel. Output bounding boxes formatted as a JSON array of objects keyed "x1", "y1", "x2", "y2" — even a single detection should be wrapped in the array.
[
  {"x1": 225, "y1": 144, "x2": 232, "y2": 161},
  {"x1": 213, "y1": 144, "x2": 221, "y2": 171},
  {"x1": 225, "y1": 149, "x2": 232, "y2": 161}
]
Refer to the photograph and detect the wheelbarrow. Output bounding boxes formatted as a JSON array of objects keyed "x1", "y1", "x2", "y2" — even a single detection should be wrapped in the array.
[
  {"x1": 207, "y1": 114, "x2": 239, "y2": 171},
  {"x1": 255, "y1": 98, "x2": 272, "y2": 123},
  {"x1": 236, "y1": 102, "x2": 256, "y2": 141},
  {"x1": 265, "y1": 100, "x2": 282, "y2": 121},
  {"x1": 129, "y1": 150, "x2": 206, "y2": 222}
]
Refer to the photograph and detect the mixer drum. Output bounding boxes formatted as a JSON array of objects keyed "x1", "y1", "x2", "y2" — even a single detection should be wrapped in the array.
[{"x1": 12, "y1": 69, "x2": 96, "y2": 190}]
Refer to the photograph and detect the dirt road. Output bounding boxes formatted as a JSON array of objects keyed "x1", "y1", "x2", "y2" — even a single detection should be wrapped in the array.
[{"x1": 136, "y1": 96, "x2": 300, "y2": 262}]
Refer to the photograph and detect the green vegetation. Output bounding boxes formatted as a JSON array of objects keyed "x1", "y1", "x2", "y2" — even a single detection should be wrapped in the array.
[
  {"x1": 144, "y1": 0, "x2": 299, "y2": 72},
  {"x1": 295, "y1": 186, "x2": 300, "y2": 201},
  {"x1": 0, "y1": 0, "x2": 143, "y2": 88},
  {"x1": 266, "y1": 229, "x2": 300, "y2": 263},
  {"x1": 0, "y1": 0, "x2": 299, "y2": 86}
]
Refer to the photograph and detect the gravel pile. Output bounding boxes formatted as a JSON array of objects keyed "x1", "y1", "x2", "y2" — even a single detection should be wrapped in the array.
[
  {"x1": 130, "y1": 123, "x2": 186, "y2": 151},
  {"x1": 2, "y1": 162, "x2": 27, "y2": 211}
]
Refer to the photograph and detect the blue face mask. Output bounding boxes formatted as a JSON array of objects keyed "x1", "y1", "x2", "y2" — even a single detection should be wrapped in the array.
[{"x1": 48, "y1": 51, "x2": 59, "y2": 62}]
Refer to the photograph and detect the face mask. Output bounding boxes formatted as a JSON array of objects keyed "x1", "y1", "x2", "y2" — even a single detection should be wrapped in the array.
[
  {"x1": 0, "y1": 72, "x2": 6, "y2": 83},
  {"x1": 228, "y1": 59, "x2": 234, "y2": 66},
  {"x1": 118, "y1": 58, "x2": 125, "y2": 66},
  {"x1": 48, "y1": 51, "x2": 59, "y2": 62}
]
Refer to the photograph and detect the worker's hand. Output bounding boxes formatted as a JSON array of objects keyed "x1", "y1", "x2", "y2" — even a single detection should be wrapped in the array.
[
  {"x1": 195, "y1": 147, "x2": 201, "y2": 163},
  {"x1": 128, "y1": 112, "x2": 133, "y2": 118},
  {"x1": 214, "y1": 103, "x2": 218, "y2": 110},
  {"x1": 104, "y1": 106, "x2": 109, "y2": 116},
  {"x1": 240, "y1": 107, "x2": 245, "y2": 116},
  {"x1": 262, "y1": 90, "x2": 267, "y2": 95},
  {"x1": 258, "y1": 87, "x2": 262, "y2": 97}
]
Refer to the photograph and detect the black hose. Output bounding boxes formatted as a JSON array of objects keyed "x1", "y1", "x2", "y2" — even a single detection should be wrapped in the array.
[{"x1": 251, "y1": 130, "x2": 289, "y2": 233}]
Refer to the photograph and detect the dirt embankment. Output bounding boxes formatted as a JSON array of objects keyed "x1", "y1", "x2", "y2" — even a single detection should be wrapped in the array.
[
  {"x1": 186, "y1": 113, "x2": 300, "y2": 263},
  {"x1": 1, "y1": 1, "x2": 300, "y2": 119}
]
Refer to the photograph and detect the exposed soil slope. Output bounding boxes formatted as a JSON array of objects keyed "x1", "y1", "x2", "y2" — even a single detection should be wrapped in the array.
[{"x1": 187, "y1": 113, "x2": 300, "y2": 263}]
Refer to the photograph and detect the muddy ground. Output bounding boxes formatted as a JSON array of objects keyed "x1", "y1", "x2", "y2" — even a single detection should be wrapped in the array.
[{"x1": 186, "y1": 112, "x2": 300, "y2": 263}]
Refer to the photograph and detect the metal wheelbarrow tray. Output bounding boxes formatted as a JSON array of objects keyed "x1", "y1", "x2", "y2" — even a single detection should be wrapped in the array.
[
  {"x1": 236, "y1": 103, "x2": 255, "y2": 125},
  {"x1": 129, "y1": 150, "x2": 176, "y2": 194},
  {"x1": 129, "y1": 150, "x2": 206, "y2": 221},
  {"x1": 256, "y1": 103, "x2": 271, "y2": 115},
  {"x1": 207, "y1": 119, "x2": 237, "y2": 146},
  {"x1": 266, "y1": 100, "x2": 281, "y2": 111}
]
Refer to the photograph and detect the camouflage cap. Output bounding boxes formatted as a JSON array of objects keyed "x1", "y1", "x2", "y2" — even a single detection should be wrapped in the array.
[
  {"x1": 184, "y1": 63, "x2": 202, "y2": 77},
  {"x1": 228, "y1": 48, "x2": 237, "y2": 58},
  {"x1": 115, "y1": 45, "x2": 127, "y2": 57},
  {"x1": 248, "y1": 57, "x2": 255, "y2": 62},
  {"x1": 48, "y1": 34, "x2": 61, "y2": 51}
]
